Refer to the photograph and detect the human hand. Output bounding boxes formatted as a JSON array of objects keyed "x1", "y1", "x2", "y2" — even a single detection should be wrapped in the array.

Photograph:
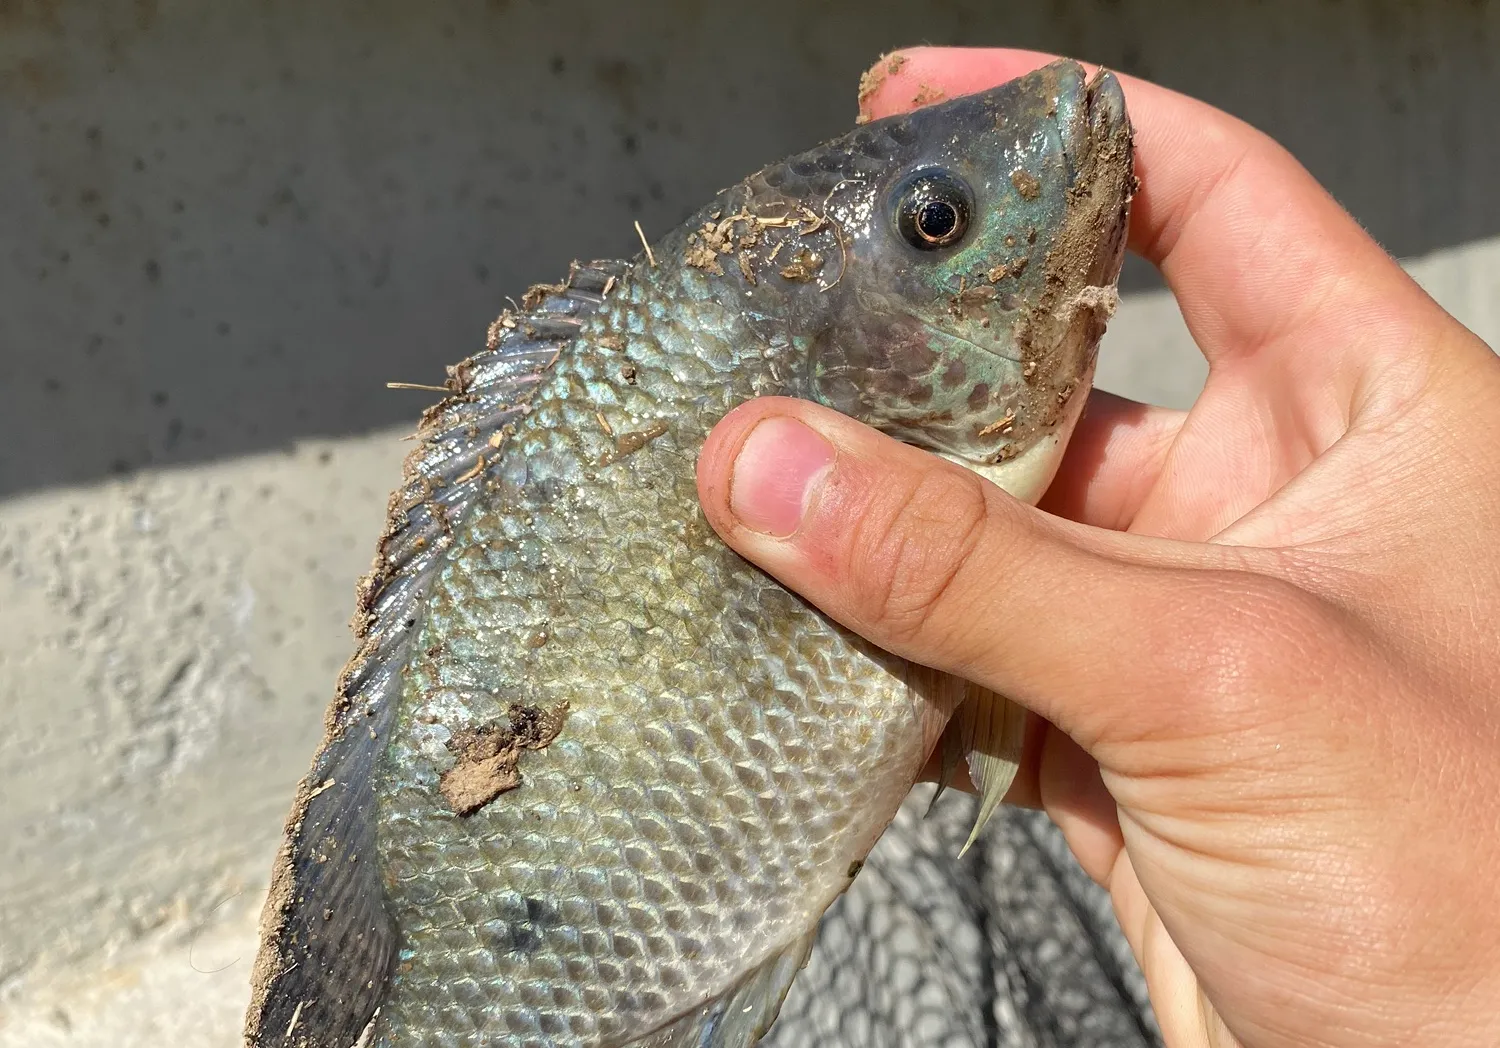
[{"x1": 694, "y1": 48, "x2": 1500, "y2": 1048}]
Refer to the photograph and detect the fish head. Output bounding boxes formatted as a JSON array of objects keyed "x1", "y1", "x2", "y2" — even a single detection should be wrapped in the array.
[{"x1": 749, "y1": 59, "x2": 1134, "y2": 501}]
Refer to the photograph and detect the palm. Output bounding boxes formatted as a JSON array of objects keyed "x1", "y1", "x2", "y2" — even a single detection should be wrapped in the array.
[{"x1": 1049, "y1": 352, "x2": 1419, "y2": 551}]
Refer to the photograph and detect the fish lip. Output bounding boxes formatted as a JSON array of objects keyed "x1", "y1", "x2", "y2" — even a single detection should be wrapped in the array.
[
  {"x1": 1065, "y1": 67, "x2": 1129, "y2": 168},
  {"x1": 1056, "y1": 64, "x2": 1133, "y2": 293}
]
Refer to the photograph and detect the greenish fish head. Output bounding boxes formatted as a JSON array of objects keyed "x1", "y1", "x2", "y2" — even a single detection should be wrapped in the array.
[{"x1": 742, "y1": 59, "x2": 1134, "y2": 501}]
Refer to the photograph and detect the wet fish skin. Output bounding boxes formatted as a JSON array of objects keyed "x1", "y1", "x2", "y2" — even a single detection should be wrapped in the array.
[{"x1": 246, "y1": 59, "x2": 1133, "y2": 1048}]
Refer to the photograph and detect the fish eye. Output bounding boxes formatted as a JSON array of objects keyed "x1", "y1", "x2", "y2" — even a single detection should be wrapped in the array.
[{"x1": 895, "y1": 171, "x2": 972, "y2": 250}]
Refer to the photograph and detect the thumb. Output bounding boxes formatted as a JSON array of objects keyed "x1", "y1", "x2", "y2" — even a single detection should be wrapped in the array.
[{"x1": 695, "y1": 396, "x2": 1289, "y2": 753}]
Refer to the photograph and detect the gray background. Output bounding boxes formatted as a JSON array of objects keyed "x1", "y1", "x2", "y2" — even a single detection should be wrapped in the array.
[{"x1": 0, "y1": 1, "x2": 1495, "y2": 1044}]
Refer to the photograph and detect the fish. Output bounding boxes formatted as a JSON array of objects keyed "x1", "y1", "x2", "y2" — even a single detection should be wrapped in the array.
[{"x1": 244, "y1": 58, "x2": 1135, "y2": 1048}]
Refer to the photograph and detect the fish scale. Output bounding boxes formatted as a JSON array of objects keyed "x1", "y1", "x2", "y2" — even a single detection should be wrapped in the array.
[
  {"x1": 373, "y1": 221, "x2": 944, "y2": 1046},
  {"x1": 246, "y1": 59, "x2": 1135, "y2": 1048}
]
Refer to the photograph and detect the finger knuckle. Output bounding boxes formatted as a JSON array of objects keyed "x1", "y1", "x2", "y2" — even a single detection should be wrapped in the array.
[{"x1": 846, "y1": 466, "x2": 995, "y2": 649}]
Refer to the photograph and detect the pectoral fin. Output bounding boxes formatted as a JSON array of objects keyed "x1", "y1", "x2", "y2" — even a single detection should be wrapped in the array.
[
  {"x1": 938, "y1": 685, "x2": 1028, "y2": 857},
  {"x1": 624, "y1": 929, "x2": 818, "y2": 1047},
  {"x1": 924, "y1": 713, "x2": 966, "y2": 818}
]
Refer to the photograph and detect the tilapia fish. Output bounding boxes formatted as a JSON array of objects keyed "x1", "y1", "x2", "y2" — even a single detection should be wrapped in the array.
[{"x1": 246, "y1": 59, "x2": 1134, "y2": 1048}]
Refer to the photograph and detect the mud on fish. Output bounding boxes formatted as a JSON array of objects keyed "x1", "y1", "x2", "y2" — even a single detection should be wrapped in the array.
[{"x1": 245, "y1": 58, "x2": 1135, "y2": 1048}]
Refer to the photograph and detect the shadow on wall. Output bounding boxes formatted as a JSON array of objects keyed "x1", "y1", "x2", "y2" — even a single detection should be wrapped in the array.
[{"x1": 0, "y1": 0, "x2": 1494, "y2": 498}]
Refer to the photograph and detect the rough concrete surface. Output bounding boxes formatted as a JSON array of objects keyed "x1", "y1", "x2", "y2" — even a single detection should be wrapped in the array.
[{"x1": 0, "y1": 1, "x2": 1495, "y2": 1045}]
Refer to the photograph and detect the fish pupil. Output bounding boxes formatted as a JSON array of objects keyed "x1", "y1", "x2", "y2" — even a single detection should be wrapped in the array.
[
  {"x1": 895, "y1": 170, "x2": 972, "y2": 250},
  {"x1": 916, "y1": 201, "x2": 959, "y2": 242}
]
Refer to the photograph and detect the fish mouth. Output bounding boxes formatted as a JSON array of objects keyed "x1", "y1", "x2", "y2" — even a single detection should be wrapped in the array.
[
  {"x1": 1056, "y1": 64, "x2": 1129, "y2": 169},
  {"x1": 1062, "y1": 67, "x2": 1133, "y2": 282},
  {"x1": 1075, "y1": 68, "x2": 1129, "y2": 157}
]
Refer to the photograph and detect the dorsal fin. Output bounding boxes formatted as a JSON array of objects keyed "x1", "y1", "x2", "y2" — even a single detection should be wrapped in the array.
[{"x1": 243, "y1": 259, "x2": 633, "y2": 1048}]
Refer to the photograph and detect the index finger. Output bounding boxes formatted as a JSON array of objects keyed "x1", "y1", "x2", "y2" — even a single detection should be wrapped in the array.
[{"x1": 860, "y1": 47, "x2": 1449, "y2": 376}]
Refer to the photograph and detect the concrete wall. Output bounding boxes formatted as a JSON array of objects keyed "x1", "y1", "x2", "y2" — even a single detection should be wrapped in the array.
[{"x1": 0, "y1": 2, "x2": 1495, "y2": 1044}]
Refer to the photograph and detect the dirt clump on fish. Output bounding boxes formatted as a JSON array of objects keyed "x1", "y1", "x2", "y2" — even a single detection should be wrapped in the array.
[
  {"x1": 599, "y1": 419, "x2": 670, "y2": 466},
  {"x1": 1010, "y1": 168, "x2": 1042, "y2": 200},
  {"x1": 439, "y1": 702, "x2": 570, "y2": 816},
  {"x1": 779, "y1": 248, "x2": 824, "y2": 282}
]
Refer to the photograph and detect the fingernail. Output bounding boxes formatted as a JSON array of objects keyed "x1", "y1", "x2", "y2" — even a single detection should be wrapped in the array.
[{"x1": 729, "y1": 416, "x2": 836, "y2": 538}]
